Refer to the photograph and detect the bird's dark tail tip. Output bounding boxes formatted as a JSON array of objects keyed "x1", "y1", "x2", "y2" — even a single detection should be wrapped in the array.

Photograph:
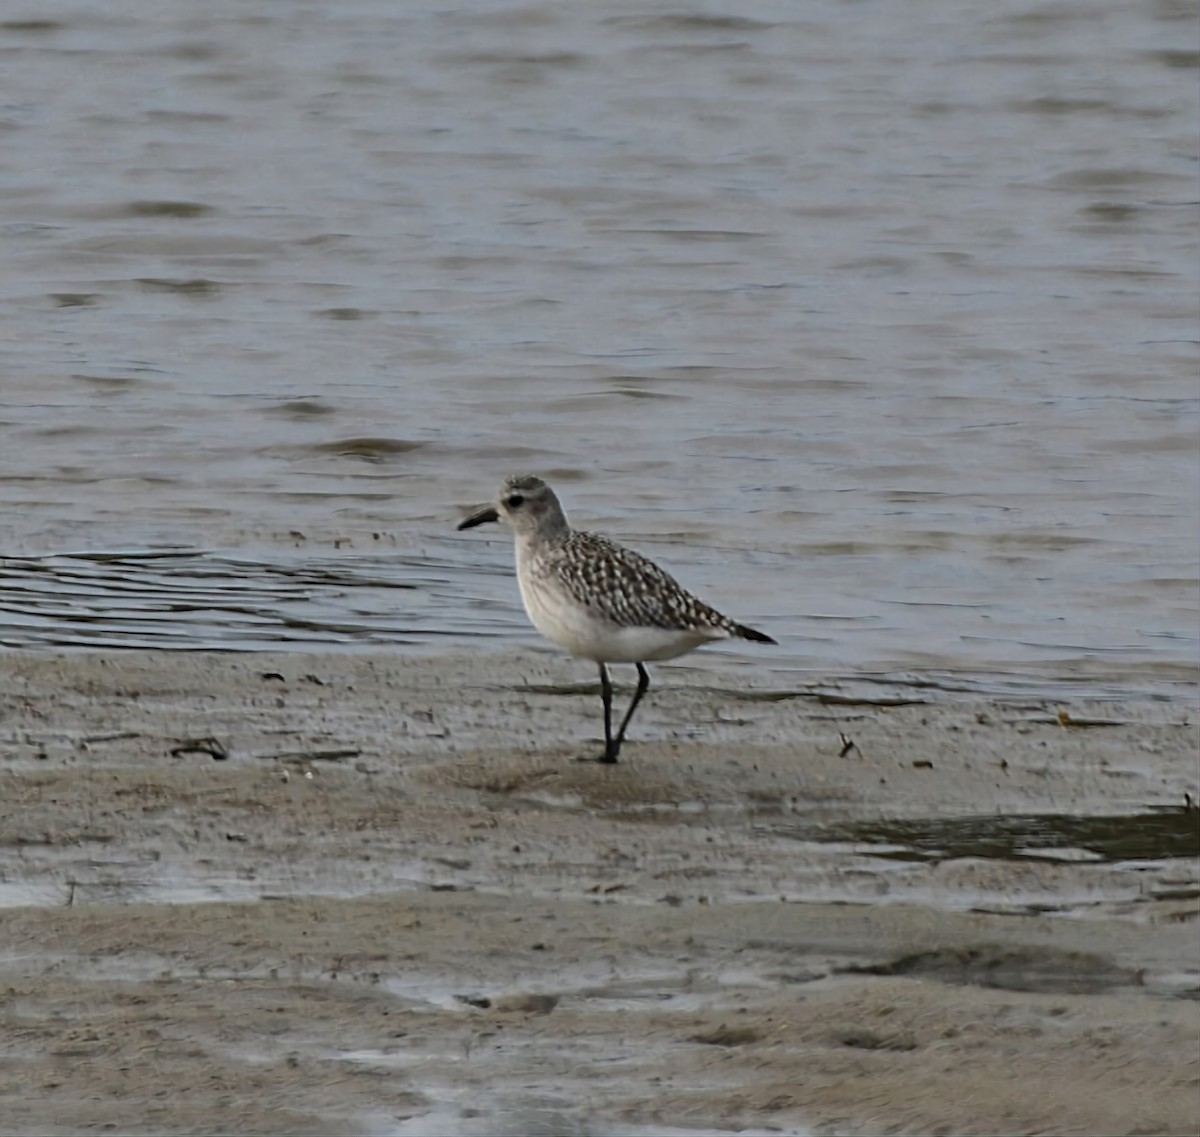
[{"x1": 736, "y1": 624, "x2": 777, "y2": 645}]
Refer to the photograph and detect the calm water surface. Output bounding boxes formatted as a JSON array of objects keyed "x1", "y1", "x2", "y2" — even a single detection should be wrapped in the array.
[{"x1": 1, "y1": 1, "x2": 1197, "y2": 697}]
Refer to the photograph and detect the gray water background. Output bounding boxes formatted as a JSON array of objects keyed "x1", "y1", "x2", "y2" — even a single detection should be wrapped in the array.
[{"x1": 1, "y1": 1, "x2": 1197, "y2": 698}]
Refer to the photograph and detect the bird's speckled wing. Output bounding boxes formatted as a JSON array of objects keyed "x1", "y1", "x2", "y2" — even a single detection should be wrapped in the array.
[{"x1": 540, "y1": 530, "x2": 738, "y2": 634}]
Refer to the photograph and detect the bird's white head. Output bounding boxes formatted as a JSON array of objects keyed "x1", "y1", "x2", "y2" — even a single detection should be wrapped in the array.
[{"x1": 457, "y1": 474, "x2": 569, "y2": 540}]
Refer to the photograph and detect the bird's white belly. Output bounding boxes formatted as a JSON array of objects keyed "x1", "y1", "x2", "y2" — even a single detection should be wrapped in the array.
[{"x1": 518, "y1": 573, "x2": 716, "y2": 663}]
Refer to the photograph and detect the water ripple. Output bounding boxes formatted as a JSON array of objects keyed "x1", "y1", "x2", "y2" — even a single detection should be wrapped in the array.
[{"x1": 0, "y1": 549, "x2": 492, "y2": 651}]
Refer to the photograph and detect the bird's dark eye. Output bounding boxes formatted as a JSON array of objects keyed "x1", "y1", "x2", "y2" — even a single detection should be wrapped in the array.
[{"x1": 505, "y1": 493, "x2": 525, "y2": 508}]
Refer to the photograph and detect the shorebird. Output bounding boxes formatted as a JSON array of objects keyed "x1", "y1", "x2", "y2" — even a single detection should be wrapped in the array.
[{"x1": 457, "y1": 474, "x2": 775, "y2": 763}]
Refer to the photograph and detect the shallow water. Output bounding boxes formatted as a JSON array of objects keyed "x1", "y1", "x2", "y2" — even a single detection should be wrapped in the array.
[
  {"x1": 776, "y1": 805, "x2": 1200, "y2": 865},
  {"x1": 2, "y1": 1, "x2": 1197, "y2": 698}
]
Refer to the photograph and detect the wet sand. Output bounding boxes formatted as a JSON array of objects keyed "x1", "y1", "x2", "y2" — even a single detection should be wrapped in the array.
[{"x1": 1, "y1": 650, "x2": 1197, "y2": 1136}]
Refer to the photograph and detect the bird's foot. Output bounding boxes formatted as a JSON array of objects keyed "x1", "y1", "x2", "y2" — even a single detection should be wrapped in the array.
[{"x1": 574, "y1": 747, "x2": 619, "y2": 764}]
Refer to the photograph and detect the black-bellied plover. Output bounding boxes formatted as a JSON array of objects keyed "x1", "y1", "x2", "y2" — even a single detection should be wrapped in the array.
[{"x1": 457, "y1": 474, "x2": 775, "y2": 763}]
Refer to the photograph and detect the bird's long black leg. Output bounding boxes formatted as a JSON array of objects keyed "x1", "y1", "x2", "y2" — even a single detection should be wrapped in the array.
[
  {"x1": 610, "y1": 662, "x2": 651, "y2": 761},
  {"x1": 598, "y1": 663, "x2": 616, "y2": 762},
  {"x1": 574, "y1": 664, "x2": 618, "y2": 764}
]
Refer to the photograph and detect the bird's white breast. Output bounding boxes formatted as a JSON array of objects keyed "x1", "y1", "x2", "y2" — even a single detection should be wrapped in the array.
[{"x1": 516, "y1": 559, "x2": 719, "y2": 663}]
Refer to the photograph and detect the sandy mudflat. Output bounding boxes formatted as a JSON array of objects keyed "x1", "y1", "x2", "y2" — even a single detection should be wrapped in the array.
[{"x1": 0, "y1": 650, "x2": 1196, "y2": 1136}]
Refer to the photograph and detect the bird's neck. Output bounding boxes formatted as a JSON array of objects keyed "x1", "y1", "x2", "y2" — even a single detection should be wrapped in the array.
[{"x1": 517, "y1": 516, "x2": 572, "y2": 557}]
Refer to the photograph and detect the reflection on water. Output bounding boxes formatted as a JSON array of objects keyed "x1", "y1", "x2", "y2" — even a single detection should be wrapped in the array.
[{"x1": 0, "y1": 1, "x2": 1195, "y2": 695}]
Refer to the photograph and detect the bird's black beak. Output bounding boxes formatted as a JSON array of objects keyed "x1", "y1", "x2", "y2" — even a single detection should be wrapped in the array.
[{"x1": 457, "y1": 505, "x2": 499, "y2": 531}]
